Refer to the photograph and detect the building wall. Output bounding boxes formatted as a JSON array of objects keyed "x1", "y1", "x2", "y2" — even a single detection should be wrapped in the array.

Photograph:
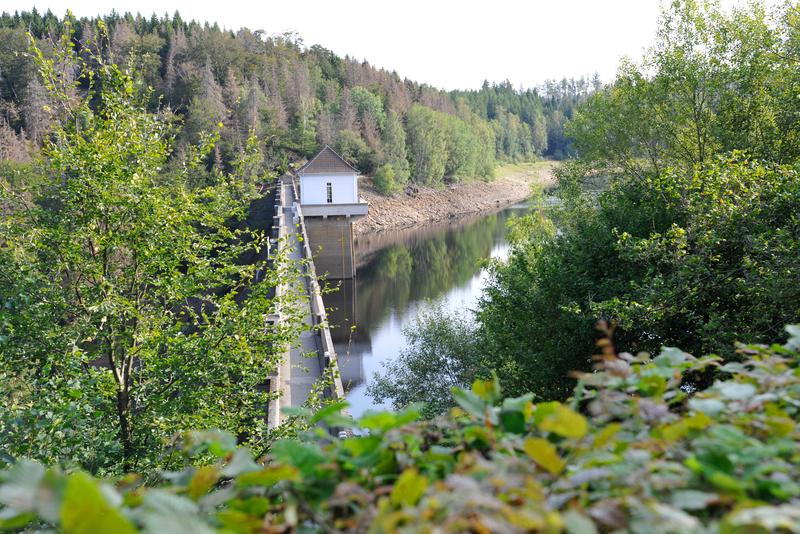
[
  {"x1": 300, "y1": 172, "x2": 358, "y2": 204},
  {"x1": 305, "y1": 216, "x2": 356, "y2": 279}
]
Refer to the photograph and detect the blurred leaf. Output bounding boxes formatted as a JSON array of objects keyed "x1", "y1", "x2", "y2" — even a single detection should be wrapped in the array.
[
  {"x1": 451, "y1": 388, "x2": 487, "y2": 419},
  {"x1": 0, "y1": 460, "x2": 45, "y2": 511},
  {"x1": 723, "y1": 504, "x2": 800, "y2": 532},
  {"x1": 689, "y1": 398, "x2": 726, "y2": 416},
  {"x1": 671, "y1": 490, "x2": 718, "y2": 510},
  {"x1": 716, "y1": 381, "x2": 756, "y2": 401},
  {"x1": 390, "y1": 469, "x2": 428, "y2": 507},
  {"x1": 524, "y1": 438, "x2": 565, "y2": 475},
  {"x1": 0, "y1": 509, "x2": 36, "y2": 530},
  {"x1": 60, "y1": 472, "x2": 136, "y2": 534},
  {"x1": 137, "y1": 490, "x2": 214, "y2": 534},
  {"x1": 188, "y1": 466, "x2": 219, "y2": 500},
  {"x1": 538, "y1": 404, "x2": 588, "y2": 439},
  {"x1": 563, "y1": 510, "x2": 598, "y2": 534},
  {"x1": 472, "y1": 375, "x2": 501, "y2": 402},
  {"x1": 359, "y1": 405, "x2": 421, "y2": 433},
  {"x1": 309, "y1": 401, "x2": 349, "y2": 425},
  {"x1": 500, "y1": 409, "x2": 526, "y2": 434},
  {"x1": 593, "y1": 423, "x2": 622, "y2": 448},
  {"x1": 235, "y1": 465, "x2": 300, "y2": 488},
  {"x1": 654, "y1": 347, "x2": 693, "y2": 367},
  {"x1": 785, "y1": 325, "x2": 800, "y2": 350},
  {"x1": 269, "y1": 440, "x2": 324, "y2": 476},
  {"x1": 220, "y1": 448, "x2": 260, "y2": 477}
]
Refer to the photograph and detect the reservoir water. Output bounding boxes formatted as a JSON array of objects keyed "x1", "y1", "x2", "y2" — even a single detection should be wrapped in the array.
[{"x1": 326, "y1": 201, "x2": 531, "y2": 418}]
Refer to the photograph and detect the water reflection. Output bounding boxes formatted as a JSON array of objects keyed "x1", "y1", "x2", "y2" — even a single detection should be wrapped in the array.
[{"x1": 325, "y1": 202, "x2": 529, "y2": 418}]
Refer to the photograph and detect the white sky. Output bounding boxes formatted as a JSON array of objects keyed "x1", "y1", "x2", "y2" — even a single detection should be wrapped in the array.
[{"x1": 0, "y1": 0, "x2": 778, "y2": 90}]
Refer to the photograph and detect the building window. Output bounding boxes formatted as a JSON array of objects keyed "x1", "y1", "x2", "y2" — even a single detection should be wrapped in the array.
[{"x1": 326, "y1": 182, "x2": 333, "y2": 203}]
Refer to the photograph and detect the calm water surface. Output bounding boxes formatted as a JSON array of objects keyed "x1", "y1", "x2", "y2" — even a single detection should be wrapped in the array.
[{"x1": 327, "y1": 201, "x2": 530, "y2": 418}]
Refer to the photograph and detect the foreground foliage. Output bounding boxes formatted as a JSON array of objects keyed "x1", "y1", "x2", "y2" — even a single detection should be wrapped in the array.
[
  {"x1": 0, "y1": 28, "x2": 303, "y2": 474},
  {"x1": 2, "y1": 326, "x2": 799, "y2": 532}
]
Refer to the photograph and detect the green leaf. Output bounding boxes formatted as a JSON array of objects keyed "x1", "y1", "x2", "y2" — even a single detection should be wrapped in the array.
[
  {"x1": 0, "y1": 509, "x2": 36, "y2": 530},
  {"x1": 523, "y1": 438, "x2": 565, "y2": 475},
  {"x1": 563, "y1": 510, "x2": 598, "y2": 534},
  {"x1": 359, "y1": 405, "x2": 421, "y2": 433},
  {"x1": 60, "y1": 472, "x2": 136, "y2": 534},
  {"x1": 689, "y1": 398, "x2": 726, "y2": 416},
  {"x1": 269, "y1": 440, "x2": 324, "y2": 476},
  {"x1": 716, "y1": 381, "x2": 756, "y2": 401},
  {"x1": 0, "y1": 460, "x2": 45, "y2": 511},
  {"x1": 310, "y1": 400, "x2": 350, "y2": 425},
  {"x1": 638, "y1": 374, "x2": 667, "y2": 396},
  {"x1": 188, "y1": 466, "x2": 219, "y2": 500},
  {"x1": 340, "y1": 435, "x2": 383, "y2": 457},
  {"x1": 671, "y1": 490, "x2": 718, "y2": 510},
  {"x1": 235, "y1": 465, "x2": 300, "y2": 488},
  {"x1": 452, "y1": 387, "x2": 487, "y2": 419},
  {"x1": 390, "y1": 469, "x2": 428, "y2": 507},
  {"x1": 138, "y1": 490, "x2": 214, "y2": 534},
  {"x1": 472, "y1": 375, "x2": 501, "y2": 401},
  {"x1": 654, "y1": 347, "x2": 693, "y2": 367},
  {"x1": 500, "y1": 409, "x2": 526, "y2": 434}
]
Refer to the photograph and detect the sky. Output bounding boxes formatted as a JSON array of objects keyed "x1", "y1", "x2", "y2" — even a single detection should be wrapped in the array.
[{"x1": 0, "y1": 0, "x2": 777, "y2": 90}]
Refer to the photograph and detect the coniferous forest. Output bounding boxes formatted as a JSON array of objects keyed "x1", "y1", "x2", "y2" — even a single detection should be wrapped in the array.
[
  {"x1": 0, "y1": 9, "x2": 585, "y2": 194},
  {"x1": 1, "y1": 2, "x2": 800, "y2": 532}
]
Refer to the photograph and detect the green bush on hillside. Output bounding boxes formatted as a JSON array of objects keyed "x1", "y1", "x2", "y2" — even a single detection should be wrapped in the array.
[
  {"x1": 2, "y1": 325, "x2": 799, "y2": 532},
  {"x1": 373, "y1": 163, "x2": 399, "y2": 195}
]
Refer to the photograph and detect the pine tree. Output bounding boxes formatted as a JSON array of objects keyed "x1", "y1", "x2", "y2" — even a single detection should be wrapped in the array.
[
  {"x1": 22, "y1": 76, "x2": 50, "y2": 145},
  {"x1": 381, "y1": 110, "x2": 409, "y2": 184}
]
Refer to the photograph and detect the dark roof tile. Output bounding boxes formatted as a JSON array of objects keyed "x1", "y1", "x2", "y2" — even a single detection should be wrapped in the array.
[{"x1": 297, "y1": 146, "x2": 359, "y2": 174}]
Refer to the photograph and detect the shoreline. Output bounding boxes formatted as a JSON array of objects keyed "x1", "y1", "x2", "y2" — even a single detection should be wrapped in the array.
[{"x1": 353, "y1": 161, "x2": 555, "y2": 235}]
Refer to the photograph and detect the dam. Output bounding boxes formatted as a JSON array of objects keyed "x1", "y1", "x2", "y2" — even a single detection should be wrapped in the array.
[{"x1": 266, "y1": 147, "x2": 368, "y2": 428}]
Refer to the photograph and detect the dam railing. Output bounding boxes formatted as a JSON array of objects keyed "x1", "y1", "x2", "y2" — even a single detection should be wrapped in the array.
[{"x1": 266, "y1": 175, "x2": 346, "y2": 429}]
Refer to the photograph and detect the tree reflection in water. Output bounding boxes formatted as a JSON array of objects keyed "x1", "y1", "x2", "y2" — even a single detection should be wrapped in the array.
[{"x1": 324, "y1": 202, "x2": 529, "y2": 417}]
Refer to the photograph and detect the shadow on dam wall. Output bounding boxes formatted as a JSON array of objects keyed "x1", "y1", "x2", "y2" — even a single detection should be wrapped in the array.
[
  {"x1": 322, "y1": 277, "x2": 368, "y2": 390},
  {"x1": 304, "y1": 217, "x2": 356, "y2": 280}
]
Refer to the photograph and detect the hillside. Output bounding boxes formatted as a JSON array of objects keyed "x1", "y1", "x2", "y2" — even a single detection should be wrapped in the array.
[{"x1": 0, "y1": 9, "x2": 590, "y2": 189}]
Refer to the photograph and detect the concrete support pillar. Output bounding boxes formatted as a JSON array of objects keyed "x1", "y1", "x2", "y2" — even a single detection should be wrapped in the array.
[{"x1": 304, "y1": 216, "x2": 356, "y2": 279}]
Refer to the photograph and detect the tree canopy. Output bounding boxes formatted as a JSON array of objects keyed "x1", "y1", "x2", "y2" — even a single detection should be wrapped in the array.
[{"x1": 0, "y1": 9, "x2": 578, "y2": 192}]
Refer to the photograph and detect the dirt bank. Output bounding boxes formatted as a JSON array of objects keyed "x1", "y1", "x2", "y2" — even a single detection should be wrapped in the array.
[{"x1": 353, "y1": 161, "x2": 555, "y2": 235}]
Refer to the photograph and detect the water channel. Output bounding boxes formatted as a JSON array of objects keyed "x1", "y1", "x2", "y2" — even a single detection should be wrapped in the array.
[{"x1": 325, "y1": 200, "x2": 531, "y2": 419}]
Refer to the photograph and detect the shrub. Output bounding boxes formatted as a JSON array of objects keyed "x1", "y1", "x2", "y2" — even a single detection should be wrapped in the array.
[
  {"x1": 2, "y1": 325, "x2": 800, "y2": 532},
  {"x1": 372, "y1": 163, "x2": 398, "y2": 195},
  {"x1": 368, "y1": 306, "x2": 482, "y2": 417}
]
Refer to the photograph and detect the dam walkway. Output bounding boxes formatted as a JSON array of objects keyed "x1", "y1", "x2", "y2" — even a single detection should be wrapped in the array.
[{"x1": 267, "y1": 175, "x2": 346, "y2": 429}]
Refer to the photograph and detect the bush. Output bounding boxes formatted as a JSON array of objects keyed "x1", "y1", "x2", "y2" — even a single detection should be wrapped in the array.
[
  {"x1": 368, "y1": 306, "x2": 482, "y2": 417},
  {"x1": 2, "y1": 326, "x2": 800, "y2": 532},
  {"x1": 372, "y1": 163, "x2": 398, "y2": 195}
]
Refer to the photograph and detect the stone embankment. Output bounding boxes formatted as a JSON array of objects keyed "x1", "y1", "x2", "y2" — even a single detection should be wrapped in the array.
[{"x1": 353, "y1": 162, "x2": 555, "y2": 235}]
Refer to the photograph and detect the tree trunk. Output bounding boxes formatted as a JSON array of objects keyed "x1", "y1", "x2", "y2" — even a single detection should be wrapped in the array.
[{"x1": 116, "y1": 387, "x2": 133, "y2": 471}]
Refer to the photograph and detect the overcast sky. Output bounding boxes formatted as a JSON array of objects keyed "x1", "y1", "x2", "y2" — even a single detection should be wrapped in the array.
[{"x1": 0, "y1": 0, "x2": 775, "y2": 90}]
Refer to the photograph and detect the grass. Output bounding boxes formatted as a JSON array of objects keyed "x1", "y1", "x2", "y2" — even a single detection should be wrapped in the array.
[{"x1": 493, "y1": 160, "x2": 555, "y2": 182}]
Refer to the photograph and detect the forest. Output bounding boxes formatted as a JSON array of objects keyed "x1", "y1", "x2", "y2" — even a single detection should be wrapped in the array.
[
  {"x1": 0, "y1": 8, "x2": 585, "y2": 194},
  {"x1": 1, "y1": 1, "x2": 800, "y2": 532}
]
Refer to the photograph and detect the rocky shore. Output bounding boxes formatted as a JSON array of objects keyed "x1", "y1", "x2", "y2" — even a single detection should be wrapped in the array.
[{"x1": 353, "y1": 162, "x2": 555, "y2": 235}]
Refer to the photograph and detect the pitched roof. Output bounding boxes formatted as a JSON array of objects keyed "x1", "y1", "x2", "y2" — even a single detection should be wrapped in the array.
[{"x1": 296, "y1": 145, "x2": 360, "y2": 175}]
